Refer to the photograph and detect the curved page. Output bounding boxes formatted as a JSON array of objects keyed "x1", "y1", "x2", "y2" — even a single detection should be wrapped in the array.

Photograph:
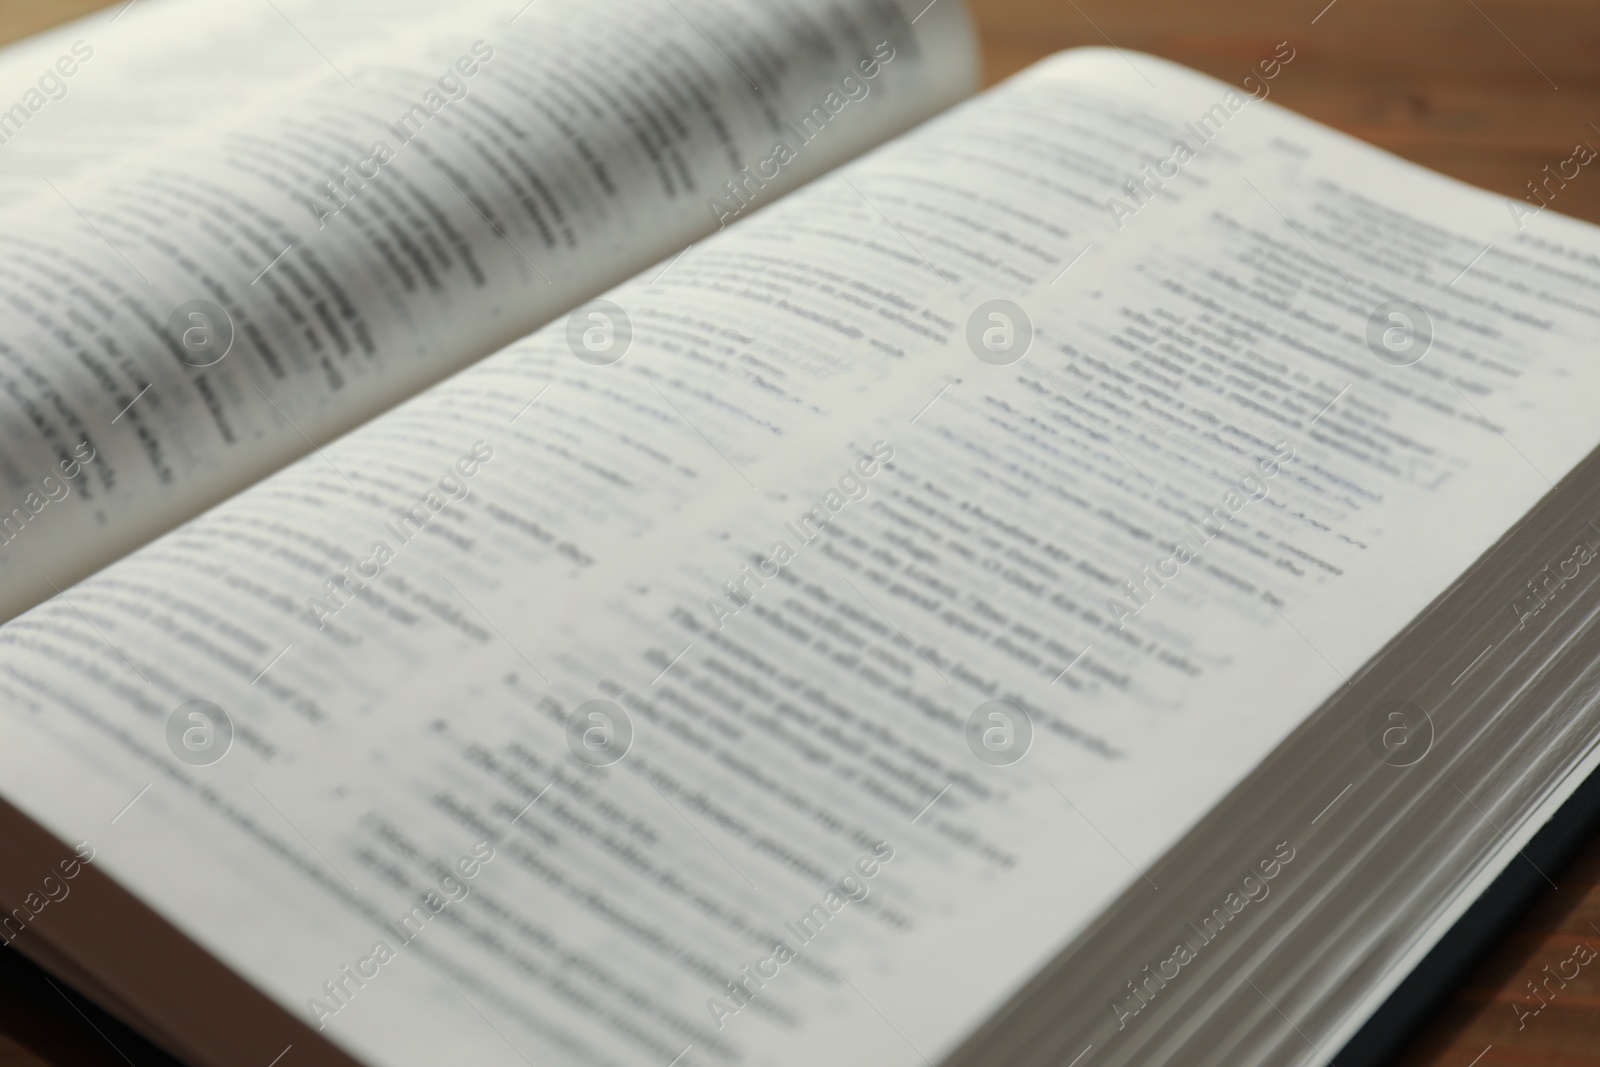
[{"x1": 0, "y1": 0, "x2": 977, "y2": 620}]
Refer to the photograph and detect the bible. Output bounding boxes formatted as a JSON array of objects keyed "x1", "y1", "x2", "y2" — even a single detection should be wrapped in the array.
[{"x1": 2, "y1": 2, "x2": 1599, "y2": 1066}]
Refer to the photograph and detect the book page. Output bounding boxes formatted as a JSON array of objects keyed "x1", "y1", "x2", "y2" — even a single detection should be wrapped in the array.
[
  {"x1": 0, "y1": 0, "x2": 977, "y2": 622},
  {"x1": 2, "y1": 46, "x2": 1599, "y2": 1067}
]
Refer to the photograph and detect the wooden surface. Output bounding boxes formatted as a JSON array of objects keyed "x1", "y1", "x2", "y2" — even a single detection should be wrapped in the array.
[{"x1": 1, "y1": 0, "x2": 1598, "y2": 1064}]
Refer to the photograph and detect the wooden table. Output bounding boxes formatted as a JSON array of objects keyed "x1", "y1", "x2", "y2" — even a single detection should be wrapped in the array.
[{"x1": 1, "y1": 0, "x2": 1598, "y2": 1063}]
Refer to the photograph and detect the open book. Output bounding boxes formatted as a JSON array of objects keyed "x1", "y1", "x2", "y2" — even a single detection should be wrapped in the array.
[{"x1": 4, "y1": 1, "x2": 1600, "y2": 1065}]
